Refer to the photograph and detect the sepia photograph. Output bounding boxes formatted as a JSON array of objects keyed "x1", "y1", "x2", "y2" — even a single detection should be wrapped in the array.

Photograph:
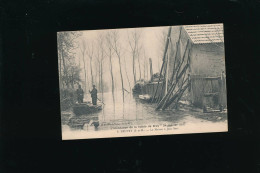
[{"x1": 58, "y1": 23, "x2": 228, "y2": 140}]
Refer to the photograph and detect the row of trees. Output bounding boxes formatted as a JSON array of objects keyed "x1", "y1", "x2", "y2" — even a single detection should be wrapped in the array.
[
  {"x1": 58, "y1": 28, "x2": 165, "y2": 104},
  {"x1": 57, "y1": 31, "x2": 82, "y2": 89},
  {"x1": 57, "y1": 31, "x2": 82, "y2": 110}
]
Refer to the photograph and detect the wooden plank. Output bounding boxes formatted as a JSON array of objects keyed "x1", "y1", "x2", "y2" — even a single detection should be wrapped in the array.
[
  {"x1": 190, "y1": 75, "x2": 221, "y2": 80},
  {"x1": 151, "y1": 26, "x2": 172, "y2": 102},
  {"x1": 170, "y1": 27, "x2": 182, "y2": 83},
  {"x1": 162, "y1": 80, "x2": 190, "y2": 110},
  {"x1": 156, "y1": 63, "x2": 189, "y2": 110}
]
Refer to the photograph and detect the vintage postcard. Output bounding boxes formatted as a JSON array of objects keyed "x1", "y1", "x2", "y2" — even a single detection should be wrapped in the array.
[{"x1": 58, "y1": 23, "x2": 228, "y2": 140}]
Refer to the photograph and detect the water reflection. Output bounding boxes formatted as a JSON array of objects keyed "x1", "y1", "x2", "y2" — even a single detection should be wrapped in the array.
[
  {"x1": 62, "y1": 91, "x2": 227, "y2": 135},
  {"x1": 65, "y1": 92, "x2": 186, "y2": 130}
]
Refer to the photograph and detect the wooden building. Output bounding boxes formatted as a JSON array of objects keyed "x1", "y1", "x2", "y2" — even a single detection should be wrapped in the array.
[{"x1": 140, "y1": 24, "x2": 227, "y2": 110}]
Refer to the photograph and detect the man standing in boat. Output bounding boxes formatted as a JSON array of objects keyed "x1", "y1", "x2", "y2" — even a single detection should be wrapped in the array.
[
  {"x1": 76, "y1": 84, "x2": 84, "y2": 103},
  {"x1": 89, "y1": 85, "x2": 97, "y2": 105}
]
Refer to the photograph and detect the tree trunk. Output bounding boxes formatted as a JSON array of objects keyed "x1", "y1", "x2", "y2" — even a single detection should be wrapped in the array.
[
  {"x1": 132, "y1": 54, "x2": 136, "y2": 84},
  {"x1": 109, "y1": 51, "x2": 115, "y2": 104},
  {"x1": 124, "y1": 55, "x2": 131, "y2": 92},
  {"x1": 143, "y1": 56, "x2": 145, "y2": 80},
  {"x1": 82, "y1": 52, "x2": 87, "y2": 92},
  {"x1": 95, "y1": 63, "x2": 98, "y2": 87},
  {"x1": 137, "y1": 53, "x2": 141, "y2": 80},
  {"x1": 98, "y1": 61, "x2": 101, "y2": 91},
  {"x1": 90, "y1": 56, "x2": 94, "y2": 86},
  {"x1": 101, "y1": 59, "x2": 104, "y2": 101},
  {"x1": 59, "y1": 51, "x2": 63, "y2": 89},
  {"x1": 117, "y1": 53, "x2": 125, "y2": 103},
  {"x1": 61, "y1": 46, "x2": 69, "y2": 88}
]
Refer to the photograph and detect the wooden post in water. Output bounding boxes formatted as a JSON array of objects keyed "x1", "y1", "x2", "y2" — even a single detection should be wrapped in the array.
[{"x1": 149, "y1": 58, "x2": 153, "y2": 82}]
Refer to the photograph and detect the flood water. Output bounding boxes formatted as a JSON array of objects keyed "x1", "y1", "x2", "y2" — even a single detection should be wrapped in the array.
[{"x1": 61, "y1": 91, "x2": 228, "y2": 140}]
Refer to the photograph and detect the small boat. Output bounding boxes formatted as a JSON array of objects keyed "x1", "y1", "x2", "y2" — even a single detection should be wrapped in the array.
[{"x1": 72, "y1": 102, "x2": 102, "y2": 116}]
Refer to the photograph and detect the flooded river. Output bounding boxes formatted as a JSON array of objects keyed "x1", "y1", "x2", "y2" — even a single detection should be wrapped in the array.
[{"x1": 61, "y1": 91, "x2": 228, "y2": 140}]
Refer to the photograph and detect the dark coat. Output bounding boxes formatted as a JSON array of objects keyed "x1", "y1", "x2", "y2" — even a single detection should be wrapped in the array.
[
  {"x1": 76, "y1": 88, "x2": 84, "y2": 97},
  {"x1": 90, "y1": 88, "x2": 97, "y2": 98}
]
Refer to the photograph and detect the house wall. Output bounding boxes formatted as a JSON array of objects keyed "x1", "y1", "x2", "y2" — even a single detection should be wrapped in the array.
[
  {"x1": 168, "y1": 26, "x2": 225, "y2": 77},
  {"x1": 168, "y1": 26, "x2": 227, "y2": 108},
  {"x1": 189, "y1": 43, "x2": 226, "y2": 108},
  {"x1": 145, "y1": 26, "x2": 227, "y2": 108},
  {"x1": 190, "y1": 43, "x2": 225, "y2": 77},
  {"x1": 167, "y1": 26, "x2": 192, "y2": 81}
]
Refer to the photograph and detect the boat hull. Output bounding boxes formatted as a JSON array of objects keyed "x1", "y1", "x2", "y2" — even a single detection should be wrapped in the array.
[{"x1": 73, "y1": 103, "x2": 102, "y2": 116}]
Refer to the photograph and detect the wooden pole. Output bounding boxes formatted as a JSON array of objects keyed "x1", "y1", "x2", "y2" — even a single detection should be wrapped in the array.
[
  {"x1": 170, "y1": 27, "x2": 182, "y2": 83},
  {"x1": 156, "y1": 41, "x2": 191, "y2": 110},
  {"x1": 162, "y1": 79, "x2": 190, "y2": 110},
  {"x1": 175, "y1": 39, "x2": 190, "y2": 78},
  {"x1": 165, "y1": 52, "x2": 169, "y2": 96},
  {"x1": 173, "y1": 64, "x2": 189, "y2": 110},
  {"x1": 162, "y1": 45, "x2": 192, "y2": 110},
  {"x1": 151, "y1": 26, "x2": 172, "y2": 102},
  {"x1": 156, "y1": 63, "x2": 189, "y2": 110}
]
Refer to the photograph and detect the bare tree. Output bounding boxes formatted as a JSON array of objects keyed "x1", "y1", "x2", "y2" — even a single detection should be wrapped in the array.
[
  {"x1": 105, "y1": 32, "x2": 115, "y2": 104},
  {"x1": 123, "y1": 52, "x2": 131, "y2": 92},
  {"x1": 94, "y1": 59, "x2": 99, "y2": 89},
  {"x1": 86, "y1": 41, "x2": 94, "y2": 86},
  {"x1": 127, "y1": 29, "x2": 142, "y2": 84},
  {"x1": 96, "y1": 33, "x2": 105, "y2": 101},
  {"x1": 110, "y1": 30, "x2": 125, "y2": 103},
  {"x1": 57, "y1": 31, "x2": 82, "y2": 111},
  {"x1": 57, "y1": 31, "x2": 81, "y2": 89},
  {"x1": 58, "y1": 48, "x2": 63, "y2": 88},
  {"x1": 66, "y1": 62, "x2": 81, "y2": 89},
  {"x1": 79, "y1": 39, "x2": 88, "y2": 92}
]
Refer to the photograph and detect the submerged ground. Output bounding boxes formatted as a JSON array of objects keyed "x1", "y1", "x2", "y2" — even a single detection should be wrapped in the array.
[{"x1": 61, "y1": 91, "x2": 227, "y2": 140}]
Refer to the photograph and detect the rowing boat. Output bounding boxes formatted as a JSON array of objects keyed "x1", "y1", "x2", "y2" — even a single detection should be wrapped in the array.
[{"x1": 72, "y1": 102, "x2": 102, "y2": 115}]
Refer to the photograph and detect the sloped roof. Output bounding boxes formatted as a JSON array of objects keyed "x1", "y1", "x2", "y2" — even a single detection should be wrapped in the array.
[{"x1": 183, "y1": 24, "x2": 224, "y2": 44}]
